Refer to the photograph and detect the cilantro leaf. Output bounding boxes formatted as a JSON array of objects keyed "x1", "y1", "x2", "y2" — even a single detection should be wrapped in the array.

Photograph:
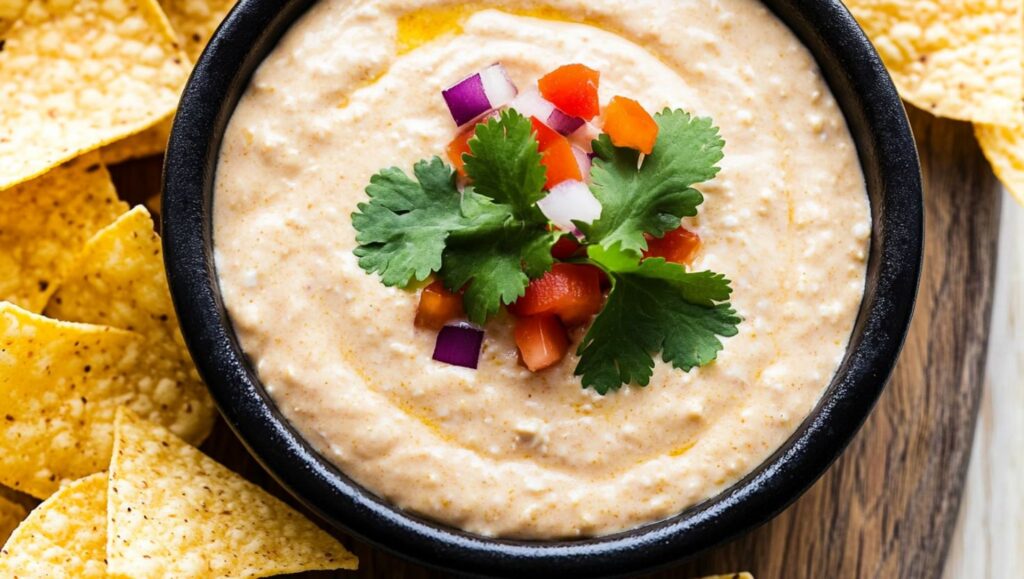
[
  {"x1": 577, "y1": 245, "x2": 740, "y2": 394},
  {"x1": 464, "y1": 109, "x2": 547, "y2": 218},
  {"x1": 580, "y1": 109, "x2": 724, "y2": 256},
  {"x1": 443, "y1": 227, "x2": 558, "y2": 324},
  {"x1": 352, "y1": 157, "x2": 506, "y2": 287}
]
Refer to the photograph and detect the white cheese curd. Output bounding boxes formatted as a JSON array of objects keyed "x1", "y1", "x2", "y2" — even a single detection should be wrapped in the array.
[{"x1": 214, "y1": 0, "x2": 870, "y2": 538}]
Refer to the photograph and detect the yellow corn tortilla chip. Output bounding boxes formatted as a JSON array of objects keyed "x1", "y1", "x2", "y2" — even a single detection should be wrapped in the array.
[
  {"x1": 100, "y1": 117, "x2": 173, "y2": 165},
  {"x1": 0, "y1": 0, "x2": 192, "y2": 191},
  {"x1": 0, "y1": 0, "x2": 28, "y2": 35},
  {"x1": 0, "y1": 152, "x2": 128, "y2": 313},
  {"x1": 0, "y1": 494, "x2": 27, "y2": 546},
  {"x1": 160, "y1": 0, "x2": 238, "y2": 61},
  {"x1": 108, "y1": 408, "x2": 358, "y2": 578},
  {"x1": 0, "y1": 471, "x2": 107, "y2": 573},
  {"x1": 976, "y1": 121, "x2": 1024, "y2": 207},
  {"x1": 46, "y1": 206, "x2": 215, "y2": 448},
  {"x1": 845, "y1": 0, "x2": 1023, "y2": 124},
  {"x1": 0, "y1": 302, "x2": 146, "y2": 498},
  {"x1": 0, "y1": 473, "x2": 107, "y2": 577}
]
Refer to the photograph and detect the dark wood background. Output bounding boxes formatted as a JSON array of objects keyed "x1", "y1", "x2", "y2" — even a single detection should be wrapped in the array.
[{"x1": 106, "y1": 105, "x2": 1000, "y2": 578}]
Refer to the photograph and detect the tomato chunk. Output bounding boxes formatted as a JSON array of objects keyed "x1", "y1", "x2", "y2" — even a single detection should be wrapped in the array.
[
  {"x1": 446, "y1": 129, "x2": 474, "y2": 176},
  {"x1": 415, "y1": 280, "x2": 464, "y2": 330},
  {"x1": 603, "y1": 96, "x2": 659, "y2": 154},
  {"x1": 530, "y1": 117, "x2": 583, "y2": 188},
  {"x1": 551, "y1": 234, "x2": 581, "y2": 259},
  {"x1": 644, "y1": 227, "x2": 702, "y2": 265},
  {"x1": 530, "y1": 117, "x2": 562, "y2": 150},
  {"x1": 508, "y1": 263, "x2": 603, "y2": 326},
  {"x1": 538, "y1": 64, "x2": 600, "y2": 121},
  {"x1": 514, "y1": 314, "x2": 570, "y2": 372},
  {"x1": 540, "y1": 138, "x2": 582, "y2": 188}
]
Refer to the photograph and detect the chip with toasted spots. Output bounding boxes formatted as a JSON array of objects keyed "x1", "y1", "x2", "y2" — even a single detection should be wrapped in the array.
[
  {"x1": 975, "y1": 121, "x2": 1024, "y2": 207},
  {"x1": 46, "y1": 206, "x2": 216, "y2": 449},
  {"x1": 0, "y1": 473, "x2": 107, "y2": 577},
  {"x1": 845, "y1": 0, "x2": 1023, "y2": 124},
  {"x1": 0, "y1": 0, "x2": 191, "y2": 190},
  {"x1": 0, "y1": 0, "x2": 27, "y2": 35},
  {"x1": 0, "y1": 494, "x2": 27, "y2": 546},
  {"x1": 160, "y1": 0, "x2": 238, "y2": 61},
  {"x1": 108, "y1": 409, "x2": 358, "y2": 578},
  {"x1": 0, "y1": 302, "x2": 145, "y2": 498},
  {"x1": 0, "y1": 152, "x2": 128, "y2": 313},
  {"x1": 101, "y1": 117, "x2": 174, "y2": 165}
]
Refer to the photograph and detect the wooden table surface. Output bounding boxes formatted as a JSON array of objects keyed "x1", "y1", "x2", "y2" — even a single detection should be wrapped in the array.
[{"x1": 109, "y1": 105, "x2": 1003, "y2": 578}]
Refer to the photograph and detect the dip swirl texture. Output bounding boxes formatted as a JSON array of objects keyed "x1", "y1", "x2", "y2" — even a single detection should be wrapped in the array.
[{"x1": 214, "y1": 0, "x2": 870, "y2": 538}]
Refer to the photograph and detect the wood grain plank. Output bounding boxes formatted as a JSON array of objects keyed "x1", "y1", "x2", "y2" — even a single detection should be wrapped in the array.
[
  {"x1": 943, "y1": 196, "x2": 1024, "y2": 578},
  {"x1": 108, "y1": 104, "x2": 1000, "y2": 578}
]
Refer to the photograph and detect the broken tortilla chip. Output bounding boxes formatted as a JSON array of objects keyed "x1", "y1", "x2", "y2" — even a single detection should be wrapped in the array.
[
  {"x1": 160, "y1": 0, "x2": 238, "y2": 61},
  {"x1": 0, "y1": 494, "x2": 27, "y2": 546},
  {"x1": 0, "y1": 0, "x2": 27, "y2": 35},
  {"x1": 845, "y1": 0, "x2": 1023, "y2": 124},
  {"x1": 101, "y1": 116, "x2": 173, "y2": 165},
  {"x1": 0, "y1": 473, "x2": 107, "y2": 577},
  {"x1": 0, "y1": 152, "x2": 128, "y2": 313},
  {"x1": 108, "y1": 408, "x2": 358, "y2": 578},
  {"x1": 0, "y1": 302, "x2": 145, "y2": 498},
  {"x1": 46, "y1": 206, "x2": 215, "y2": 448},
  {"x1": 976, "y1": 121, "x2": 1024, "y2": 207},
  {"x1": 0, "y1": 0, "x2": 192, "y2": 191}
]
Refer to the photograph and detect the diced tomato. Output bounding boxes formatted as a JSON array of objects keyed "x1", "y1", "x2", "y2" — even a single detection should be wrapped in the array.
[
  {"x1": 446, "y1": 129, "x2": 475, "y2": 176},
  {"x1": 551, "y1": 234, "x2": 581, "y2": 259},
  {"x1": 530, "y1": 117, "x2": 562, "y2": 150},
  {"x1": 602, "y1": 96, "x2": 659, "y2": 154},
  {"x1": 508, "y1": 263, "x2": 603, "y2": 326},
  {"x1": 540, "y1": 138, "x2": 582, "y2": 188},
  {"x1": 530, "y1": 117, "x2": 583, "y2": 188},
  {"x1": 644, "y1": 227, "x2": 702, "y2": 265},
  {"x1": 415, "y1": 280, "x2": 464, "y2": 330},
  {"x1": 514, "y1": 314, "x2": 570, "y2": 372},
  {"x1": 538, "y1": 64, "x2": 601, "y2": 121}
]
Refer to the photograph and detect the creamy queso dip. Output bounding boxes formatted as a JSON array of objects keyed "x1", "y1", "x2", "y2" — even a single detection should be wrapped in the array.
[{"x1": 214, "y1": 0, "x2": 870, "y2": 538}]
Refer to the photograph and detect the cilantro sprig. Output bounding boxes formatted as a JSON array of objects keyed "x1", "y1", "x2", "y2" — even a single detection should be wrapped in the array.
[{"x1": 352, "y1": 107, "x2": 740, "y2": 393}]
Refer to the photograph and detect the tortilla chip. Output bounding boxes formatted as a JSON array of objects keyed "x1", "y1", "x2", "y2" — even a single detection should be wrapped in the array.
[
  {"x1": 0, "y1": 495, "x2": 27, "y2": 546},
  {"x1": 108, "y1": 409, "x2": 358, "y2": 578},
  {"x1": 976, "y1": 121, "x2": 1024, "y2": 207},
  {"x1": 845, "y1": 0, "x2": 1023, "y2": 124},
  {"x1": 46, "y1": 206, "x2": 215, "y2": 447},
  {"x1": 0, "y1": 0, "x2": 192, "y2": 191},
  {"x1": 698, "y1": 574, "x2": 754, "y2": 579},
  {"x1": 0, "y1": 152, "x2": 128, "y2": 313},
  {"x1": 160, "y1": 0, "x2": 238, "y2": 61},
  {"x1": 0, "y1": 473, "x2": 107, "y2": 577},
  {"x1": 0, "y1": 0, "x2": 27, "y2": 35},
  {"x1": 101, "y1": 117, "x2": 173, "y2": 165},
  {"x1": 0, "y1": 302, "x2": 147, "y2": 498}
]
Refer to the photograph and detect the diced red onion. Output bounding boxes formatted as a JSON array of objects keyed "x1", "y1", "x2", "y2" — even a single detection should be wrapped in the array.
[
  {"x1": 571, "y1": 145, "x2": 591, "y2": 180},
  {"x1": 442, "y1": 63, "x2": 518, "y2": 127},
  {"x1": 432, "y1": 322, "x2": 484, "y2": 369},
  {"x1": 568, "y1": 121, "x2": 601, "y2": 153},
  {"x1": 509, "y1": 89, "x2": 584, "y2": 136},
  {"x1": 537, "y1": 180, "x2": 602, "y2": 231},
  {"x1": 547, "y1": 107, "x2": 585, "y2": 135}
]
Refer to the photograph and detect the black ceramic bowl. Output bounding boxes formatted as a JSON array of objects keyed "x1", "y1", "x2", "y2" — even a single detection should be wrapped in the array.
[{"x1": 162, "y1": 1, "x2": 923, "y2": 576}]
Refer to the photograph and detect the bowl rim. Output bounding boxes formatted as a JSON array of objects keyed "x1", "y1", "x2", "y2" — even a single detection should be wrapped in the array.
[{"x1": 162, "y1": 0, "x2": 924, "y2": 576}]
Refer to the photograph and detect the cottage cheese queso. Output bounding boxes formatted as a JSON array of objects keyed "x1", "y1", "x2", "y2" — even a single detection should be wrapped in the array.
[{"x1": 214, "y1": 0, "x2": 870, "y2": 538}]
